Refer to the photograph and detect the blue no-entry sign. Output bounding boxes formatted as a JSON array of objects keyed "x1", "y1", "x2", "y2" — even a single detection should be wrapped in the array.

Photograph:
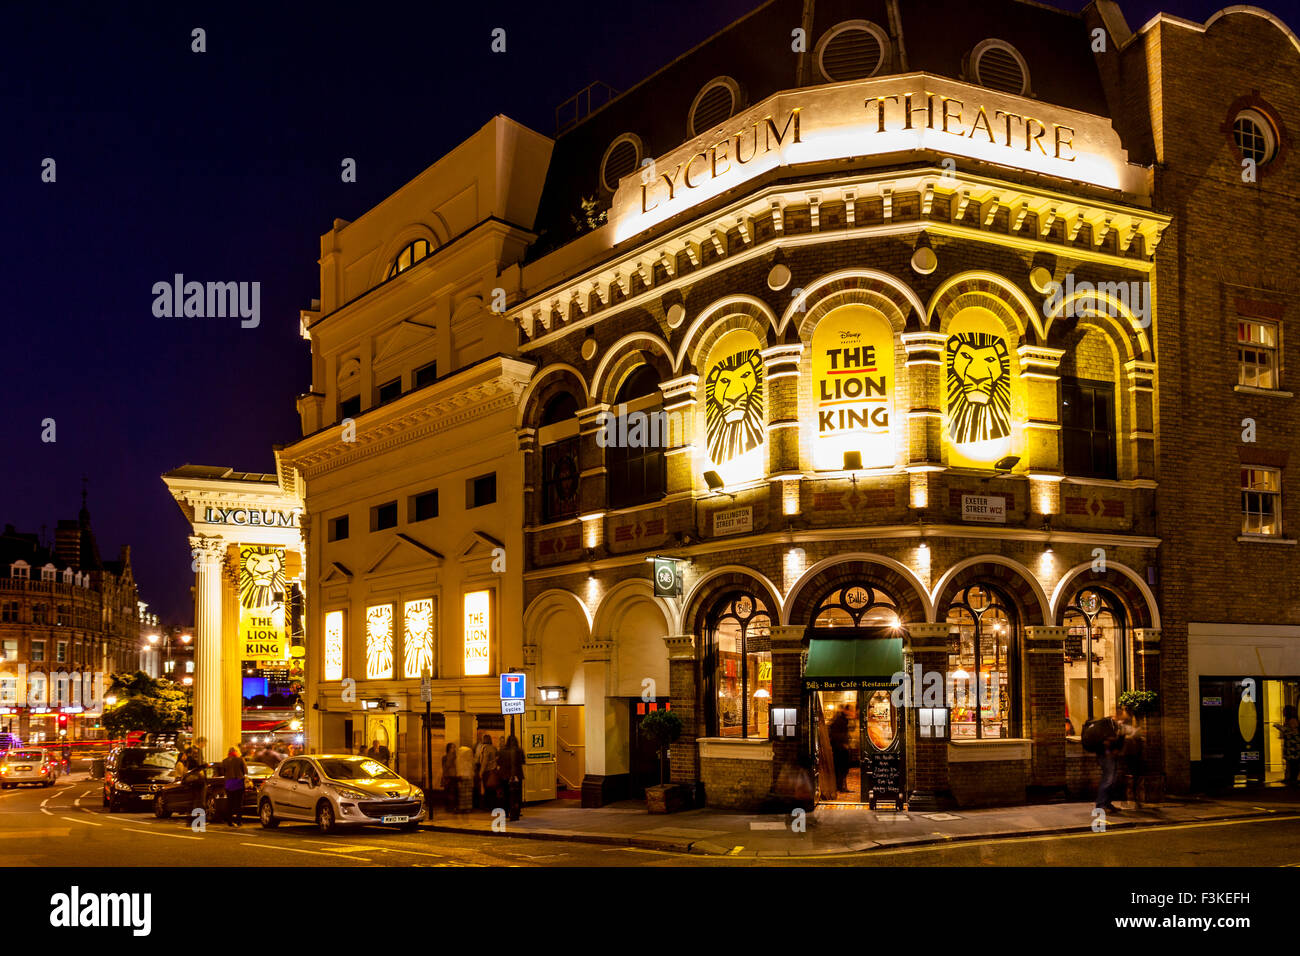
[{"x1": 500, "y1": 672, "x2": 527, "y2": 700}]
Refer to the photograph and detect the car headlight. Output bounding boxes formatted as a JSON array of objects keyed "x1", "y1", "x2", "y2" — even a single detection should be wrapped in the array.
[
  {"x1": 114, "y1": 781, "x2": 131, "y2": 790},
  {"x1": 330, "y1": 785, "x2": 367, "y2": 801},
  {"x1": 412, "y1": 789, "x2": 423, "y2": 802}
]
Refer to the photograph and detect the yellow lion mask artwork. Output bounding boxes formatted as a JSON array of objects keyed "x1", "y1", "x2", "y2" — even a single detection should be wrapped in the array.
[
  {"x1": 239, "y1": 547, "x2": 285, "y2": 610},
  {"x1": 946, "y1": 332, "x2": 1011, "y2": 444},
  {"x1": 705, "y1": 349, "x2": 765, "y2": 464}
]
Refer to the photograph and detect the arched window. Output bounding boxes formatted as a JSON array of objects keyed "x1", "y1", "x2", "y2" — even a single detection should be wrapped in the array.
[
  {"x1": 1062, "y1": 586, "x2": 1128, "y2": 731},
  {"x1": 606, "y1": 364, "x2": 666, "y2": 509},
  {"x1": 387, "y1": 239, "x2": 433, "y2": 279},
  {"x1": 540, "y1": 392, "x2": 581, "y2": 522},
  {"x1": 945, "y1": 584, "x2": 1017, "y2": 739},
  {"x1": 812, "y1": 585, "x2": 899, "y2": 628},
  {"x1": 704, "y1": 592, "x2": 772, "y2": 739}
]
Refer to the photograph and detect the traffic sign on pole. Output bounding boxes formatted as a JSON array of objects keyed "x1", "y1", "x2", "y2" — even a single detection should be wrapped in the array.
[{"x1": 500, "y1": 672, "x2": 527, "y2": 700}]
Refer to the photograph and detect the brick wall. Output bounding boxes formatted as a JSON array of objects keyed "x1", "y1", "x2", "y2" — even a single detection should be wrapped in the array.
[
  {"x1": 700, "y1": 756, "x2": 774, "y2": 810},
  {"x1": 948, "y1": 759, "x2": 1029, "y2": 808}
]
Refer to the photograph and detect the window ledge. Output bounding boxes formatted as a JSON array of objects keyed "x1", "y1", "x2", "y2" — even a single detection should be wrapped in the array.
[
  {"x1": 1236, "y1": 534, "x2": 1297, "y2": 545},
  {"x1": 1234, "y1": 385, "x2": 1292, "y2": 398},
  {"x1": 947, "y1": 738, "x2": 1032, "y2": 762},
  {"x1": 697, "y1": 737, "x2": 774, "y2": 761}
]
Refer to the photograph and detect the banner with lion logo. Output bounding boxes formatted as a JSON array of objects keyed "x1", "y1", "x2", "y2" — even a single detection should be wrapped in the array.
[
  {"x1": 944, "y1": 309, "x2": 1016, "y2": 468},
  {"x1": 238, "y1": 546, "x2": 289, "y2": 661},
  {"x1": 702, "y1": 329, "x2": 766, "y2": 484}
]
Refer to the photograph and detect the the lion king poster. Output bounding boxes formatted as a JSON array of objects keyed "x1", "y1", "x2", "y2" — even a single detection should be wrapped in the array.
[
  {"x1": 238, "y1": 545, "x2": 289, "y2": 661},
  {"x1": 944, "y1": 308, "x2": 1017, "y2": 468},
  {"x1": 701, "y1": 329, "x2": 766, "y2": 484}
]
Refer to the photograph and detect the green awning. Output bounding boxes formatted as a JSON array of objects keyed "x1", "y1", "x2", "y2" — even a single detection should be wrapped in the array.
[{"x1": 803, "y1": 636, "x2": 904, "y2": 691}]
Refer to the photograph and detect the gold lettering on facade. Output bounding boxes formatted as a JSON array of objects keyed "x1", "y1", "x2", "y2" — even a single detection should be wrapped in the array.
[
  {"x1": 868, "y1": 95, "x2": 899, "y2": 132},
  {"x1": 940, "y1": 96, "x2": 963, "y2": 134},
  {"x1": 1024, "y1": 117, "x2": 1049, "y2": 155},
  {"x1": 1054, "y1": 124, "x2": 1076, "y2": 161},
  {"x1": 967, "y1": 106, "x2": 996, "y2": 143},
  {"x1": 684, "y1": 151, "x2": 709, "y2": 189},
  {"x1": 904, "y1": 92, "x2": 935, "y2": 130},
  {"x1": 710, "y1": 138, "x2": 731, "y2": 177},
  {"x1": 763, "y1": 107, "x2": 803, "y2": 150}
]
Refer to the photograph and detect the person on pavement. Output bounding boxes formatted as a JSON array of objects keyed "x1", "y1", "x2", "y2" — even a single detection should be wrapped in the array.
[
  {"x1": 221, "y1": 746, "x2": 248, "y2": 827},
  {"x1": 499, "y1": 734, "x2": 525, "y2": 821},
  {"x1": 440, "y1": 742, "x2": 459, "y2": 814},
  {"x1": 477, "y1": 735, "x2": 501, "y2": 810}
]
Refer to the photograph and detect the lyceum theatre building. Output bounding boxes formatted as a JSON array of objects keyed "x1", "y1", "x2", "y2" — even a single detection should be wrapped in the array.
[{"x1": 511, "y1": 0, "x2": 1168, "y2": 809}]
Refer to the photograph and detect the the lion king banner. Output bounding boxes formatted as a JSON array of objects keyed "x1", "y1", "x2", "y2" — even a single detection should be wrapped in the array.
[
  {"x1": 944, "y1": 308, "x2": 1017, "y2": 469},
  {"x1": 701, "y1": 328, "x2": 766, "y2": 485},
  {"x1": 811, "y1": 304, "x2": 894, "y2": 470},
  {"x1": 238, "y1": 545, "x2": 289, "y2": 661}
]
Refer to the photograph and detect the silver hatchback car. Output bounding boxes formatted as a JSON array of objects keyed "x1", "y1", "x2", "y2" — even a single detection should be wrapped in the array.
[
  {"x1": 257, "y1": 754, "x2": 425, "y2": 834},
  {"x1": 0, "y1": 748, "x2": 61, "y2": 787}
]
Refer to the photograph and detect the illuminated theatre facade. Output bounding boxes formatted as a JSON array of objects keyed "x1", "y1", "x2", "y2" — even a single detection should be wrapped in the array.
[{"x1": 511, "y1": 4, "x2": 1168, "y2": 809}]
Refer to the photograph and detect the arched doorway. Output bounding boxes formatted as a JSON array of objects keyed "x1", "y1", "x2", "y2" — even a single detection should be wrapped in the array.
[
  {"x1": 803, "y1": 583, "x2": 906, "y2": 806},
  {"x1": 944, "y1": 583, "x2": 1020, "y2": 740}
]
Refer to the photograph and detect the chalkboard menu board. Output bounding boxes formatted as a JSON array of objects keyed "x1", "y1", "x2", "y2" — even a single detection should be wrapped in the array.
[
  {"x1": 866, "y1": 748, "x2": 904, "y2": 810},
  {"x1": 1064, "y1": 633, "x2": 1084, "y2": 660}
]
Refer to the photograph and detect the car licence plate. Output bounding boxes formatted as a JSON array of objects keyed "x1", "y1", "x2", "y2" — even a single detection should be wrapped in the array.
[
  {"x1": 139, "y1": 793, "x2": 154, "y2": 800},
  {"x1": 381, "y1": 815, "x2": 409, "y2": 824}
]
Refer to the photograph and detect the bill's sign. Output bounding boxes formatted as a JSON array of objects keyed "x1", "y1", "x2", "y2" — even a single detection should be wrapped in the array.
[{"x1": 613, "y1": 72, "x2": 1138, "y2": 241}]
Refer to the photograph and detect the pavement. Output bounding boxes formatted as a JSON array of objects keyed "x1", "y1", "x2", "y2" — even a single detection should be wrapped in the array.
[{"x1": 425, "y1": 788, "x2": 1300, "y2": 857}]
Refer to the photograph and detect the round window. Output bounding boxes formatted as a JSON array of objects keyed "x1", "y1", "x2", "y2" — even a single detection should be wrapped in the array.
[
  {"x1": 816, "y1": 21, "x2": 889, "y2": 82},
  {"x1": 973, "y1": 40, "x2": 1028, "y2": 96},
  {"x1": 688, "y1": 77, "x2": 740, "y2": 138},
  {"x1": 600, "y1": 134, "x2": 642, "y2": 194},
  {"x1": 1233, "y1": 108, "x2": 1278, "y2": 166}
]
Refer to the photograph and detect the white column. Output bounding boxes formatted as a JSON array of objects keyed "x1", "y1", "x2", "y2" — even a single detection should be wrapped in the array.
[{"x1": 190, "y1": 535, "x2": 226, "y2": 761}]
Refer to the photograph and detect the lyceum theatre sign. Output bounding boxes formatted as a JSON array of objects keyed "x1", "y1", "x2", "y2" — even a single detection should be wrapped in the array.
[{"x1": 612, "y1": 71, "x2": 1139, "y2": 241}]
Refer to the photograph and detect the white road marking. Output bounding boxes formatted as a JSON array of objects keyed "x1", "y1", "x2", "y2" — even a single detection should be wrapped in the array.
[
  {"x1": 122, "y1": 828, "x2": 202, "y2": 841},
  {"x1": 240, "y1": 842, "x2": 373, "y2": 862},
  {"x1": 62, "y1": 815, "x2": 101, "y2": 826},
  {"x1": 0, "y1": 828, "x2": 70, "y2": 839}
]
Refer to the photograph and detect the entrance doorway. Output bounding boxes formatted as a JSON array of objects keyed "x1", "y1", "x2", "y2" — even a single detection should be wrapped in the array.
[{"x1": 814, "y1": 691, "x2": 861, "y2": 802}]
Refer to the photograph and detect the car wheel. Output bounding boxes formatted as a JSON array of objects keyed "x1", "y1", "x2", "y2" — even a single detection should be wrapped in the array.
[
  {"x1": 259, "y1": 798, "x2": 278, "y2": 829},
  {"x1": 316, "y1": 801, "x2": 335, "y2": 834}
]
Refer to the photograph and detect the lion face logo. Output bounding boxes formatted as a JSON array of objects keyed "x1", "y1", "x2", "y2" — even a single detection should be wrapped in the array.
[
  {"x1": 946, "y1": 332, "x2": 1011, "y2": 443},
  {"x1": 705, "y1": 349, "x2": 765, "y2": 464},
  {"x1": 239, "y1": 547, "x2": 285, "y2": 609}
]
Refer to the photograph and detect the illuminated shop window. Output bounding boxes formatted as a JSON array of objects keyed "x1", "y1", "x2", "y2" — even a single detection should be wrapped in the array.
[
  {"x1": 705, "y1": 592, "x2": 772, "y2": 739},
  {"x1": 403, "y1": 598, "x2": 435, "y2": 679},
  {"x1": 1238, "y1": 318, "x2": 1279, "y2": 389},
  {"x1": 1242, "y1": 467, "x2": 1282, "y2": 536},
  {"x1": 1062, "y1": 587, "x2": 1128, "y2": 732},
  {"x1": 1060, "y1": 378, "x2": 1117, "y2": 480},
  {"x1": 945, "y1": 585, "x2": 1016, "y2": 739},
  {"x1": 324, "y1": 610, "x2": 344, "y2": 682},
  {"x1": 815, "y1": 20, "x2": 889, "y2": 82},
  {"x1": 1233, "y1": 109, "x2": 1278, "y2": 166},
  {"x1": 387, "y1": 239, "x2": 432, "y2": 279},
  {"x1": 972, "y1": 39, "x2": 1029, "y2": 96}
]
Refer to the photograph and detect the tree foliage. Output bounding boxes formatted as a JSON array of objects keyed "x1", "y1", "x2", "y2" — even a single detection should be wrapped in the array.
[{"x1": 101, "y1": 671, "x2": 192, "y2": 736}]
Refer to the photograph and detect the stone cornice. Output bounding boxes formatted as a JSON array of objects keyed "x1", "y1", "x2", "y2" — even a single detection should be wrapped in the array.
[
  {"x1": 513, "y1": 166, "x2": 1171, "y2": 345},
  {"x1": 284, "y1": 359, "x2": 533, "y2": 477}
]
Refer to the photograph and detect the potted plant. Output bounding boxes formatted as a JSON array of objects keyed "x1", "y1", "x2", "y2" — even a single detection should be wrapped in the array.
[
  {"x1": 639, "y1": 709, "x2": 688, "y2": 813},
  {"x1": 1119, "y1": 689, "x2": 1159, "y2": 717}
]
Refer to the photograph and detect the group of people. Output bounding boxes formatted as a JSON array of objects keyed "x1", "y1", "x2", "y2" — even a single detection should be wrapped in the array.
[{"x1": 440, "y1": 733, "x2": 525, "y2": 820}]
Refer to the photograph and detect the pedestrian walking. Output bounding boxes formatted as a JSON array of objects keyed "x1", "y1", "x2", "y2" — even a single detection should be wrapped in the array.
[
  {"x1": 455, "y1": 744, "x2": 475, "y2": 812},
  {"x1": 221, "y1": 746, "x2": 248, "y2": 827},
  {"x1": 499, "y1": 734, "x2": 525, "y2": 821},
  {"x1": 440, "y1": 742, "x2": 459, "y2": 814},
  {"x1": 1116, "y1": 704, "x2": 1145, "y2": 809},
  {"x1": 1081, "y1": 711, "x2": 1121, "y2": 813},
  {"x1": 477, "y1": 735, "x2": 501, "y2": 810},
  {"x1": 1275, "y1": 704, "x2": 1300, "y2": 786}
]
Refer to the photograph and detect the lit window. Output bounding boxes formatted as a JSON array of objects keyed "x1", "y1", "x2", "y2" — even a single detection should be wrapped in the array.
[
  {"x1": 403, "y1": 598, "x2": 435, "y2": 679},
  {"x1": 707, "y1": 593, "x2": 772, "y2": 739},
  {"x1": 945, "y1": 585, "x2": 1015, "y2": 739},
  {"x1": 387, "y1": 239, "x2": 433, "y2": 279},
  {"x1": 185, "y1": 660, "x2": 194, "y2": 674},
  {"x1": 365, "y1": 604, "x2": 394, "y2": 680},
  {"x1": 1233, "y1": 108, "x2": 1278, "y2": 166},
  {"x1": 324, "y1": 611, "x2": 344, "y2": 682},
  {"x1": 1242, "y1": 467, "x2": 1282, "y2": 536},
  {"x1": 1062, "y1": 588, "x2": 1129, "y2": 733},
  {"x1": 1238, "y1": 318, "x2": 1279, "y2": 389}
]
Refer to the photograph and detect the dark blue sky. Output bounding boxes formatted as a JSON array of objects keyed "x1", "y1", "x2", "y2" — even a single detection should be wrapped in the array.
[{"x1": 0, "y1": 0, "x2": 1292, "y2": 623}]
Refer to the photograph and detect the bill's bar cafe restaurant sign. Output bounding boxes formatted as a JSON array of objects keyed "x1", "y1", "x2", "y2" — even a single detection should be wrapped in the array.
[{"x1": 612, "y1": 71, "x2": 1140, "y2": 241}]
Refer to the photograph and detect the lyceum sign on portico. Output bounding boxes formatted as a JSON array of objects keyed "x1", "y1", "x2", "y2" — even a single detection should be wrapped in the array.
[{"x1": 612, "y1": 71, "x2": 1137, "y2": 241}]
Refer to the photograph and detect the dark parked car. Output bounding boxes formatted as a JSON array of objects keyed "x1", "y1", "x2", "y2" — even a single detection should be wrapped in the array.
[
  {"x1": 102, "y1": 747, "x2": 179, "y2": 811},
  {"x1": 153, "y1": 761, "x2": 274, "y2": 822}
]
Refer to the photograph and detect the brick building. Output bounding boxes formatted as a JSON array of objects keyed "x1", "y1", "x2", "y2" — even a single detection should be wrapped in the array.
[
  {"x1": 283, "y1": 0, "x2": 1299, "y2": 809},
  {"x1": 0, "y1": 495, "x2": 148, "y2": 742}
]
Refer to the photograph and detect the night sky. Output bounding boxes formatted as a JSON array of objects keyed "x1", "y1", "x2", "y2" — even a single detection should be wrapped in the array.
[{"x1": 1, "y1": 0, "x2": 1293, "y2": 623}]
